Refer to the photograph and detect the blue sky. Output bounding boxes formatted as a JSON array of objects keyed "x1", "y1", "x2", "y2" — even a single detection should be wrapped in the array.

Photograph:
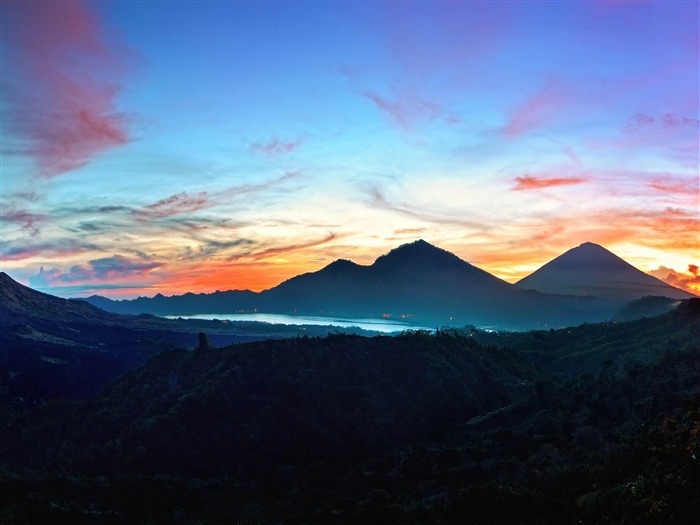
[{"x1": 1, "y1": 0, "x2": 698, "y2": 297}]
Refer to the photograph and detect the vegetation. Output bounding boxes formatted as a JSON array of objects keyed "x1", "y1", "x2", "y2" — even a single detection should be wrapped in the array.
[{"x1": 0, "y1": 301, "x2": 698, "y2": 524}]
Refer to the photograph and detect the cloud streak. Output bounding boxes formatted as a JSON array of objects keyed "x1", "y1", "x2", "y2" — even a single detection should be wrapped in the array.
[
  {"x1": 230, "y1": 233, "x2": 337, "y2": 262},
  {"x1": 361, "y1": 91, "x2": 442, "y2": 132},
  {"x1": 503, "y1": 82, "x2": 569, "y2": 139},
  {"x1": 513, "y1": 175, "x2": 588, "y2": 191},
  {"x1": 250, "y1": 138, "x2": 303, "y2": 157},
  {"x1": 29, "y1": 255, "x2": 164, "y2": 289},
  {"x1": 0, "y1": 208, "x2": 47, "y2": 237},
  {"x1": 2, "y1": 1, "x2": 132, "y2": 177},
  {"x1": 140, "y1": 191, "x2": 210, "y2": 219}
]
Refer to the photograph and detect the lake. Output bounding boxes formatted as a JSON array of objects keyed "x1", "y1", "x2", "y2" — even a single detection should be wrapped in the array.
[{"x1": 164, "y1": 313, "x2": 432, "y2": 333}]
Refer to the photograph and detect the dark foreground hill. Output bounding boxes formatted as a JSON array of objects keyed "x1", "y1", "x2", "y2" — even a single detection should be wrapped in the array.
[
  {"x1": 0, "y1": 332, "x2": 545, "y2": 523},
  {"x1": 0, "y1": 272, "x2": 383, "y2": 403},
  {"x1": 470, "y1": 298, "x2": 700, "y2": 379},
  {"x1": 1, "y1": 303, "x2": 699, "y2": 524},
  {"x1": 84, "y1": 240, "x2": 627, "y2": 330}
]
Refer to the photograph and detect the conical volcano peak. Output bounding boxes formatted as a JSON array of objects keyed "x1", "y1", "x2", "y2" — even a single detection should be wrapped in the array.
[
  {"x1": 517, "y1": 243, "x2": 693, "y2": 300},
  {"x1": 552, "y1": 242, "x2": 633, "y2": 270}
]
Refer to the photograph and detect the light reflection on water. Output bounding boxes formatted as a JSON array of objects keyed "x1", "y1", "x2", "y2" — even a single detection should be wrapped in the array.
[{"x1": 164, "y1": 313, "x2": 433, "y2": 333}]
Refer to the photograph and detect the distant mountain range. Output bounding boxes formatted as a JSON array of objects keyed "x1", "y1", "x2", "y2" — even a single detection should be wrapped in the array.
[{"x1": 79, "y1": 239, "x2": 693, "y2": 330}]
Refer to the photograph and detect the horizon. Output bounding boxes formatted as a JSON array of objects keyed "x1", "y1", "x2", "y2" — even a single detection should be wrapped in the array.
[
  {"x1": 3, "y1": 238, "x2": 697, "y2": 300},
  {"x1": 1, "y1": 1, "x2": 698, "y2": 298}
]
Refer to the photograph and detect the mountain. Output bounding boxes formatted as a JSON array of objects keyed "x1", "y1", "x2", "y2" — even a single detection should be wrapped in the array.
[
  {"x1": 0, "y1": 272, "x2": 333, "y2": 402},
  {"x1": 84, "y1": 240, "x2": 626, "y2": 330},
  {"x1": 516, "y1": 242, "x2": 693, "y2": 300},
  {"x1": 0, "y1": 271, "x2": 114, "y2": 324}
]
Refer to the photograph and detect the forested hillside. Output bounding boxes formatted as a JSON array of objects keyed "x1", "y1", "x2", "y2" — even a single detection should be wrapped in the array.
[{"x1": 1, "y1": 303, "x2": 699, "y2": 524}]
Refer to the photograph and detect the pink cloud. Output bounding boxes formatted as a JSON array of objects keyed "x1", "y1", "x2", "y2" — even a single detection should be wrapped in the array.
[
  {"x1": 513, "y1": 175, "x2": 588, "y2": 191},
  {"x1": 2, "y1": 1, "x2": 132, "y2": 177},
  {"x1": 250, "y1": 138, "x2": 303, "y2": 157},
  {"x1": 648, "y1": 175, "x2": 700, "y2": 195},
  {"x1": 503, "y1": 82, "x2": 569, "y2": 139}
]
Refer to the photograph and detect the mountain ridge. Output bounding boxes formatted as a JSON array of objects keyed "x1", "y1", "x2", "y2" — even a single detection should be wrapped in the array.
[{"x1": 76, "y1": 240, "x2": 644, "y2": 330}]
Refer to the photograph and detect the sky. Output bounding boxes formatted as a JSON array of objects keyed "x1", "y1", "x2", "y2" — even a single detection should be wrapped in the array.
[{"x1": 1, "y1": 0, "x2": 699, "y2": 298}]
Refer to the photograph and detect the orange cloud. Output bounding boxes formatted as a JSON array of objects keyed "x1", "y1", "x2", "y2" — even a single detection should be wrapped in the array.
[
  {"x1": 513, "y1": 175, "x2": 588, "y2": 191},
  {"x1": 648, "y1": 266, "x2": 700, "y2": 295}
]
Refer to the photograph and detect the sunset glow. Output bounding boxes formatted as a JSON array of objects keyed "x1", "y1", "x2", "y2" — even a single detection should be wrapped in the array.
[{"x1": 1, "y1": 1, "x2": 698, "y2": 298}]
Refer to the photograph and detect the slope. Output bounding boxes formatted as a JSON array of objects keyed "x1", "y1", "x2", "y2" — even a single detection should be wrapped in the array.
[
  {"x1": 517, "y1": 242, "x2": 693, "y2": 300},
  {"x1": 0, "y1": 273, "x2": 297, "y2": 402},
  {"x1": 0, "y1": 331, "x2": 547, "y2": 522},
  {"x1": 470, "y1": 297, "x2": 700, "y2": 379}
]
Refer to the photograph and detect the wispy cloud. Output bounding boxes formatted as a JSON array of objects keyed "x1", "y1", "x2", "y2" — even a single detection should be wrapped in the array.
[
  {"x1": 513, "y1": 175, "x2": 588, "y2": 191},
  {"x1": 368, "y1": 186, "x2": 489, "y2": 231},
  {"x1": 0, "y1": 208, "x2": 47, "y2": 237},
  {"x1": 647, "y1": 175, "x2": 699, "y2": 195},
  {"x1": 250, "y1": 138, "x2": 303, "y2": 157},
  {"x1": 133, "y1": 173, "x2": 297, "y2": 220},
  {"x1": 625, "y1": 112, "x2": 700, "y2": 131},
  {"x1": 139, "y1": 191, "x2": 210, "y2": 219},
  {"x1": 229, "y1": 233, "x2": 337, "y2": 262},
  {"x1": 29, "y1": 255, "x2": 164, "y2": 288},
  {"x1": 361, "y1": 91, "x2": 442, "y2": 132},
  {"x1": 2, "y1": 1, "x2": 133, "y2": 177},
  {"x1": 503, "y1": 82, "x2": 569, "y2": 139},
  {"x1": 1, "y1": 239, "x2": 100, "y2": 262}
]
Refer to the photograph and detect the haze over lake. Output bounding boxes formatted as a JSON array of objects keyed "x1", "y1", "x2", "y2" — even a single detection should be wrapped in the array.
[{"x1": 164, "y1": 313, "x2": 433, "y2": 333}]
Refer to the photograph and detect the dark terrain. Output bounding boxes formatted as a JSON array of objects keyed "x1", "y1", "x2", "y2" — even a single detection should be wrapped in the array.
[
  {"x1": 0, "y1": 294, "x2": 698, "y2": 523},
  {"x1": 0, "y1": 272, "x2": 389, "y2": 402}
]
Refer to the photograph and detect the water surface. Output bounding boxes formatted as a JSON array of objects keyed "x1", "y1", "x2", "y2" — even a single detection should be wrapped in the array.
[{"x1": 165, "y1": 313, "x2": 432, "y2": 333}]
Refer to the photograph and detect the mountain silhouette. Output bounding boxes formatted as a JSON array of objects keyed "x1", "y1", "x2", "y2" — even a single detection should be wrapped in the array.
[
  {"x1": 0, "y1": 272, "x2": 283, "y2": 401},
  {"x1": 516, "y1": 242, "x2": 694, "y2": 300},
  {"x1": 83, "y1": 240, "x2": 629, "y2": 330},
  {"x1": 0, "y1": 271, "x2": 113, "y2": 324}
]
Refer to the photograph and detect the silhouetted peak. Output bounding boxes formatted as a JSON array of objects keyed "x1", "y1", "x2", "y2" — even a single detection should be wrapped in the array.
[
  {"x1": 317, "y1": 258, "x2": 363, "y2": 277},
  {"x1": 0, "y1": 271, "x2": 20, "y2": 288},
  {"x1": 0, "y1": 272, "x2": 35, "y2": 300},
  {"x1": 372, "y1": 240, "x2": 468, "y2": 273},
  {"x1": 517, "y1": 242, "x2": 693, "y2": 300}
]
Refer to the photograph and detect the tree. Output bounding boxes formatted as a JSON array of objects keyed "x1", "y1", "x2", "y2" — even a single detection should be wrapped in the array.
[{"x1": 197, "y1": 332, "x2": 209, "y2": 351}]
